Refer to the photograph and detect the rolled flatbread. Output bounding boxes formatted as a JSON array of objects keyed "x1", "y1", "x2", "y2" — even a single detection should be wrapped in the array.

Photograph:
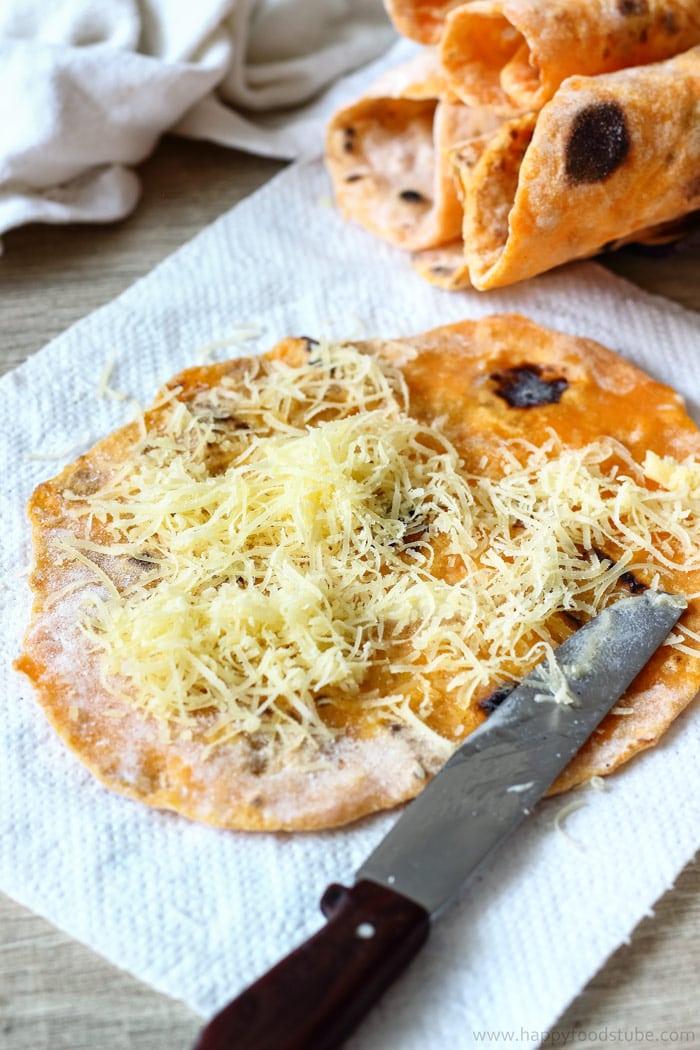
[
  {"x1": 326, "y1": 52, "x2": 501, "y2": 252},
  {"x1": 441, "y1": 0, "x2": 700, "y2": 114},
  {"x1": 451, "y1": 47, "x2": 700, "y2": 290}
]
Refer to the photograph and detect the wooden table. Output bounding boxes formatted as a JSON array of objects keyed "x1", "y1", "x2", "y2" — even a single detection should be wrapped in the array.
[{"x1": 1, "y1": 136, "x2": 699, "y2": 1050}]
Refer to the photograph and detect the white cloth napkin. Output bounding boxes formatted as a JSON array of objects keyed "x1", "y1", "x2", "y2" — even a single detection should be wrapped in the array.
[
  {"x1": 1, "y1": 154, "x2": 699, "y2": 1048},
  {"x1": 0, "y1": 0, "x2": 396, "y2": 238}
]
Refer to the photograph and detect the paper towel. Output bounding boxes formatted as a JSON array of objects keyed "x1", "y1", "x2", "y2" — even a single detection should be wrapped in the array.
[{"x1": 1, "y1": 157, "x2": 699, "y2": 1050}]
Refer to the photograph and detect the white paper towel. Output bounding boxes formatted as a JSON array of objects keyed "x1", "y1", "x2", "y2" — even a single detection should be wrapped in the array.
[{"x1": 1, "y1": 158, "x2": 699, "y2": 1049}]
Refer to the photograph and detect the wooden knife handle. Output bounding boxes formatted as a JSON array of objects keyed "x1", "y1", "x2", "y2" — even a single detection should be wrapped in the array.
[{"x1": 193, "y1": 879, "x2": 430, "y2": 1050}]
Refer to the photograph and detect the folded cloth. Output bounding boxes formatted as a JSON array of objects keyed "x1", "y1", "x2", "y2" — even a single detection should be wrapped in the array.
[{"x1": 0, "y1": 0, "x2": 396, "y2": 239}]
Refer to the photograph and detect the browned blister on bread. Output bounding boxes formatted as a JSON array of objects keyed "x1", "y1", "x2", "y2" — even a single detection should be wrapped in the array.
[
  {"x1": 441, "y1": 0, "x2": 700, "y2": 114},
  {"x1": 412, "y1": 238, "x2": 474, "y2": 287},
  {"x1": 16, "y1": 316, "x2": 700, "y2": 830}
]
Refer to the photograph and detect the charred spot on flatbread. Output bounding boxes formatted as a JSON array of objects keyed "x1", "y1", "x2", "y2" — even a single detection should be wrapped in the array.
[
  {"x1": 617, "y1": 0, "x2": 648, "y2": 15},
  {"x1": 619, "y1": 570, "x2": 648, "y2": 594},
  {"x1": 565, "y1": 101, "x2": 630, "y2": 184},
  {"x1": 490, "y1": 363, "x2": 569, "y2": 408},
  {"x1": 399, "y1": 189, "x2": 428, "y2": 203},
  {"x1": 299, "y1": 335, "x2": 320, "y2": 352},
  {"x1": 585, "y1": 545, "x2": 648, "y2": 595},
  {"x1": 478, "y1": 683, "x2": 516, "y2": 715},
  {"x1": 65, "y1": 464, "x2": 106, "y2": 497},
  {"x1": 342, "y1": 127, "x2": 356, "y2": 153}
]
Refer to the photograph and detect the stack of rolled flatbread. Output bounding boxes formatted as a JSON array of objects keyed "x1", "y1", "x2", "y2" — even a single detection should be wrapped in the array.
[{"x1": 326, "y1": 1, "x2": 700, "y2": 290}]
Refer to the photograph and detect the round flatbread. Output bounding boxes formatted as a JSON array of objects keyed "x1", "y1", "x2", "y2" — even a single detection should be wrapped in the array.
[{"x1": 16, "y1": 315, "x2": 700, "y2": 829}]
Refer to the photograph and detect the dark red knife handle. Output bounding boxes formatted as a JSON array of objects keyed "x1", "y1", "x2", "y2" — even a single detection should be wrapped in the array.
[{"x1": 193, "y1": 879, "x2": 430, "y2": 1050}]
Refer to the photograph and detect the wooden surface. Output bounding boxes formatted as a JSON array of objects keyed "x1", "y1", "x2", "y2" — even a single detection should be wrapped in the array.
[{"x1": 1, "y1": 135, "x2": 699, "y2": 1050}]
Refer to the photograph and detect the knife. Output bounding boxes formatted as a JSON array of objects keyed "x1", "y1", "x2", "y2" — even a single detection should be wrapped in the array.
[{"x1": 193, "y1": 590, "x2": 685, "y2": 1050}]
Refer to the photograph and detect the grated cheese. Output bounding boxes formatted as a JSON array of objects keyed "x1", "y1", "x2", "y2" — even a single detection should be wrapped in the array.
[
  {"x1": 54, "y1": 341, "x2": 700, "y2": 758},
  {"x1": 644, "y1": 451, "x2": 700, "y2": 499},
  {"x1": 554, "y1": 798, "x2": 588, "y2": 849},
  {"x1": 96, "y1": 355, "x2": 129, "y2": 402},
  {"x1": 194, "y1": 322, "x2": 265, "y2": 364},
  {"x1": 25, "y1": 435, "x2": 93, "y2": 463}
]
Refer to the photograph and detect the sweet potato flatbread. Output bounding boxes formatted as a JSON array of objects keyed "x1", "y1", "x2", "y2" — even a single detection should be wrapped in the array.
[
  {"x1": 327, "y1": 48, "x2": 700, "y2": 291},
  {"x1": 447, "y1": 47, "x2": 700, "y2": 289},
  {"x1": 16, "y1": 315, "x2": 700, "y2": 830},
  {"x1": 441, "y1": 0, "x2": 700, "y2": 115},
  {"x1": 326, "y1": 52, "x2": 501, "y2": 252},
  {"x1": 411, "y1": 215, "x2": 696, "y2": 291}
]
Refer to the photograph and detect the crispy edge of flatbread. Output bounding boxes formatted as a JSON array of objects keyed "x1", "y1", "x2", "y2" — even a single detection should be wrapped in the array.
[{"x1": 15, "y1": 314, "x2": 700, "y2": 829}]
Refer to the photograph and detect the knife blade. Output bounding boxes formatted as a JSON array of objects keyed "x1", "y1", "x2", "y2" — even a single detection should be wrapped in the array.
[{"x1": 193, "y1": 590, "x2": 685, "y2": 1050}]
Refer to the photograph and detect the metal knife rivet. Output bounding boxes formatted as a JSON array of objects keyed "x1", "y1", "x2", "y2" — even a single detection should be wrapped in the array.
[{"x1": 355, "y1": 922, "x2": 376, "y2": 939}]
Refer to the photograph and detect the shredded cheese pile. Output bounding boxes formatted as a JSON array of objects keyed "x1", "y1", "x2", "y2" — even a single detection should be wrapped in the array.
[{"x1": 57, "y1": 342, "x2": 700, "y2": 755}]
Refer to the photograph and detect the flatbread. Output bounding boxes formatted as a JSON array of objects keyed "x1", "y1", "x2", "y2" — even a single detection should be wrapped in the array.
[
  {"x1": 411, "y1": 216, "x2": 697, "y2": 290},
  {"x1": 451, "y1": 47, "x2": 700, "y2": 289},
  {"x1": 326, "y1": 52, "x2": 501, "y2": 252},
  {"x1": 441, "y1": 0, "x2": 700, "y2": 115},
  {"x1": 327, "y1": 18, "x2": 699, "y2": 291},
  {"x1": 16, "y1": 315, "x2": 700, "y2": 830},
  {"x1": 384, "y1": 0, "x2": 466, "y2": 44}
]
